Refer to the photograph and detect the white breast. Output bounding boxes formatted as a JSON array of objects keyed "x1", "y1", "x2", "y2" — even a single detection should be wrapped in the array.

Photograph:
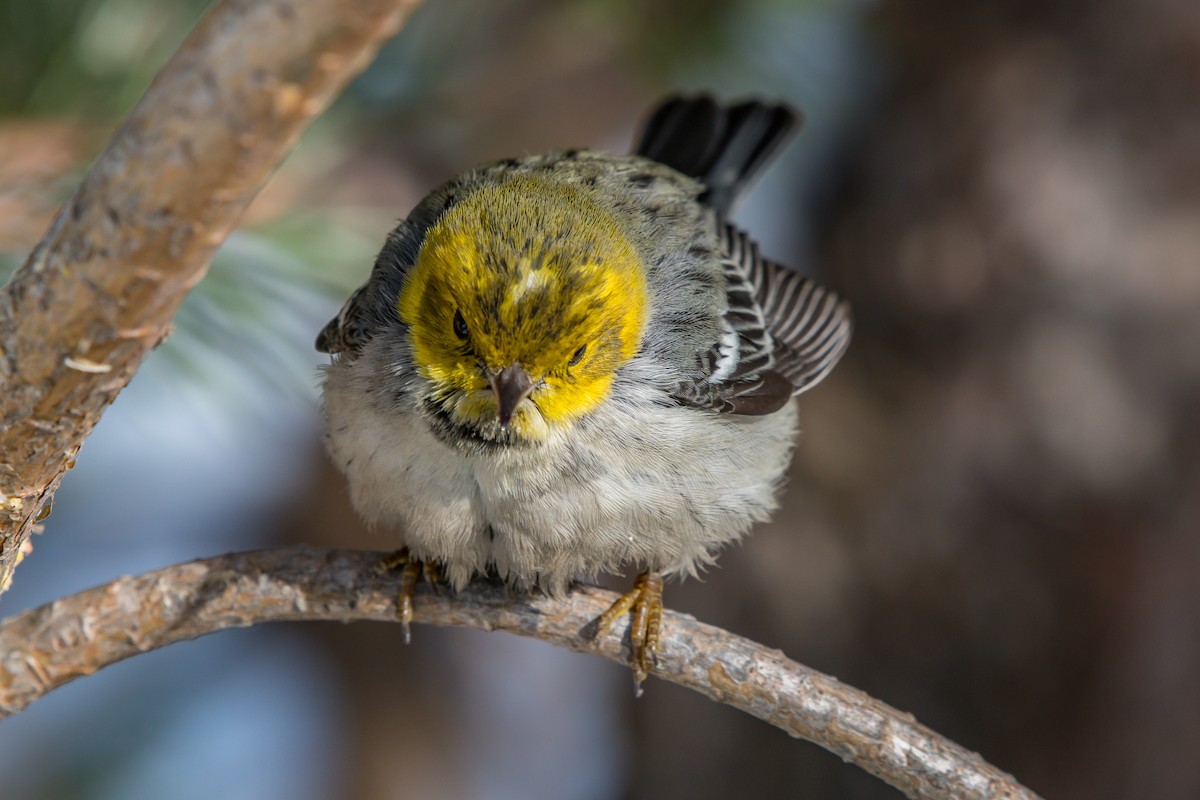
[{"x1": 321, "y1": 349, "x2": 798, "y2": 593}]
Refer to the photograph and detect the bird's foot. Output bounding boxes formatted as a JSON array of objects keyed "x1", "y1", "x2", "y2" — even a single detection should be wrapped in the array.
[
  {"x1": 375, "y1": 548, "x2": 442, "y2": 644},
  {"x1": 596, "y1": 570, "x2": 664, "y2": 696}
]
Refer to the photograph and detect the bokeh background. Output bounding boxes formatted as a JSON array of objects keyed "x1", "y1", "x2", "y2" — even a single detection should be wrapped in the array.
[{"x1": 3, "y1": 0, "x2": 1199, "y2": 797}]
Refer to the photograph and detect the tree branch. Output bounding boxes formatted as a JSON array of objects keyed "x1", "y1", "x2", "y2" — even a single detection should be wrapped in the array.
[
  {"x1": 0, "y1": 0, "x2": 423, "y2": 596},
  {"x1": 0, "y1": 547, "x2": 1042, "y2": 800}
]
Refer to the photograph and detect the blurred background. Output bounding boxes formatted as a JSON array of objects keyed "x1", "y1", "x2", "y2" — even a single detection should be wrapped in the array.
[{"x1": 2, "y1": 0, "x2": 1199, "y2": 797}]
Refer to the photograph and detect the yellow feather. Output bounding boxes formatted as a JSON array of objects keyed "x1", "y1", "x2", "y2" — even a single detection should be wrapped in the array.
[{"x1": 398, "y1": 174, "x2": 648, "y2": 435}]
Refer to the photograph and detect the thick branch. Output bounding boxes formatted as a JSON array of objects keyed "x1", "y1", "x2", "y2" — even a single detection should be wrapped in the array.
[
  {"x1": 0, "y1": 547, "x2": 1042, "y2": 800},
  {"x1": 0, "y1": 0, "x2": 422, "y2": 594}
]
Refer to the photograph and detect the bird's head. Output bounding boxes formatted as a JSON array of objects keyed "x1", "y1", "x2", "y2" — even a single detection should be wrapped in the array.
[{"x1": 397, "y1": 174, "x2": 649, "y2": 442}]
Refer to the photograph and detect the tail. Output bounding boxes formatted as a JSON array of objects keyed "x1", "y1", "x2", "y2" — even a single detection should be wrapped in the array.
[{"x1": 634, "y1": 94, "x2": 800, "y2": 216}]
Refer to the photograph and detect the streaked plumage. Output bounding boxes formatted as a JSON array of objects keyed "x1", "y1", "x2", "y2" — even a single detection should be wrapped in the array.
[{"x1": 318, "y1": 95, "x2": 851, "y2": 682}]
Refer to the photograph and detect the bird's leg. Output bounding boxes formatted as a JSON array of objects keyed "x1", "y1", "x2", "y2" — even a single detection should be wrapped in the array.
[
  {"x1": 375, "y1": 548, "x2": 440, "y2": 644},
  {"x1": 596, "y1": 570, "x2": 664, "y2": 695}
]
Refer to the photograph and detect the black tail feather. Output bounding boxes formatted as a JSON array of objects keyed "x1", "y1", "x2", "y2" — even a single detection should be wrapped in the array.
[{"x1": 634, "y1": 94, "x2": 800, "y2": 215}]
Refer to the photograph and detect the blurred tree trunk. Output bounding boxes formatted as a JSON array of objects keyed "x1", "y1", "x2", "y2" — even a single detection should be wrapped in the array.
[
  {"x1": 0, "y1": 0, "x2": 419, "y2": 596},
  {"x1": 630, "y1": 1, "x2": 1200, "y2": 798}
]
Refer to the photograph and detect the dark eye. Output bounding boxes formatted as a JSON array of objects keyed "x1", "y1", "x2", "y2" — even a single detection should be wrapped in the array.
[
  {"x1": 453, "y1": 310, "x2": 469, "y2": 340},
  {"x1": 568, "y1": 343, "x2": 587, "y2": 367}
]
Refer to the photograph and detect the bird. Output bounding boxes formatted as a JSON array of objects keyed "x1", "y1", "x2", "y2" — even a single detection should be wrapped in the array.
[{"x1": 317, "y1": 94, "x2": 852, "y2": 690}]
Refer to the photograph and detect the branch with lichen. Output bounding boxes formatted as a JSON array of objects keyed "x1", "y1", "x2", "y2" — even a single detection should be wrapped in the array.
[
  {"x1": 0, "y1": 0, "x2": 423, "y2": 596},
  {"x1": 0, "y1": 547, "x2": 1043, "y2": 800}
]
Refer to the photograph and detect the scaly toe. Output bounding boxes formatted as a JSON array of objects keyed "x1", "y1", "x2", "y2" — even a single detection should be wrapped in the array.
[
  {"x1": 375, "y1": 548, "x2": 410, "y2": 575},
  {"x1": 375, "y1": 548, "x2": 441, "y2": 644},
  {"x1": 596, "y1": 571, "x2": 664, "y2": 696}
]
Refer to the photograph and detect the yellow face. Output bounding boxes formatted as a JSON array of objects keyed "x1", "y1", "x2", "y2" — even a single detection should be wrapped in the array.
[{"x1": 397, "y1": 174, "x2": 649, "y2": 442}]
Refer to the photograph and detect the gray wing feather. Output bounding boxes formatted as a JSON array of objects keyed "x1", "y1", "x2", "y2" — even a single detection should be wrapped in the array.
[
  {"x1": 735, "y1": 225, "x2": 852, "y2": 392},
  {"x1": 315, "y1": 183, "x2": 464, "y2": 356},
  {"x1": 672, "y1": 223, "x2": 851, "y2": 415},
  {"x1": 316, "y1": 284, "x2": 372, "y2": 354}
]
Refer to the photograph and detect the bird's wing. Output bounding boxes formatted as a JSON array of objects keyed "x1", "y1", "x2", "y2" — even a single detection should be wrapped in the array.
[
  {"x1": 727, "y1": 224, "x2": 853, "y2": 394},
  {"x1": 671, "y1": 223, "x2": 851, "y2": 415},
  {"x1": 315, "y1": 196, "x2": 448, "y2": 355},
  {"x1": 315, "y1": 283, "x2": 374, "y2": 355}
]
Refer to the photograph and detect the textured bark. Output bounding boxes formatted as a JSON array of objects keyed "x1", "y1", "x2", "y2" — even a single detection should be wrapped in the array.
[
  {"x1": 0, "y1": 547, "x2": 1041, "y2": 800},
  {"x1": 0, "y1": 0, "x2": 423, "y2": 595}
]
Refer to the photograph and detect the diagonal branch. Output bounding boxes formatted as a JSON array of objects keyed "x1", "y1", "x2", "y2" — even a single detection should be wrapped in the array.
[
  {"x1": 0, "y1": 0, "x2": 423, "y2": 596},
  {"x1": 0, "y1": 547, "x2": 1043, "y2": 800}
]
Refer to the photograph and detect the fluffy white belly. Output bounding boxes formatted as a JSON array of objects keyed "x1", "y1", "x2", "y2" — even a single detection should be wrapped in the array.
[{"x1": 322, "y1": 359, "x2": 798, "y2": 592}]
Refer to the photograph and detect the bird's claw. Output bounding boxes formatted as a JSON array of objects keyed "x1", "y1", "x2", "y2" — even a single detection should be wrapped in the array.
[
  {"x1": 376, "y1": 549, "x2": 441, "y2": 644},
  {"x1": 596, "y1": 570, "x2": 664, "y2": 696}
]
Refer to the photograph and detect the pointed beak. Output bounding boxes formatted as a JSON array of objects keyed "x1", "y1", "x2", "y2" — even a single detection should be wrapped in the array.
[{"x1": 491, "y1": 363, "x2": 535, "y2": 427}]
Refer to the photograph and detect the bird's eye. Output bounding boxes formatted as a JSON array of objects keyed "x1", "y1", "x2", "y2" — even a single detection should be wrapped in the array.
[
  {"x1": 453, "y1": 310, "x2": 469, "y2": 340},
  {"x1": 568, "y1": 343, "x2": 587, "y2": 367}
]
